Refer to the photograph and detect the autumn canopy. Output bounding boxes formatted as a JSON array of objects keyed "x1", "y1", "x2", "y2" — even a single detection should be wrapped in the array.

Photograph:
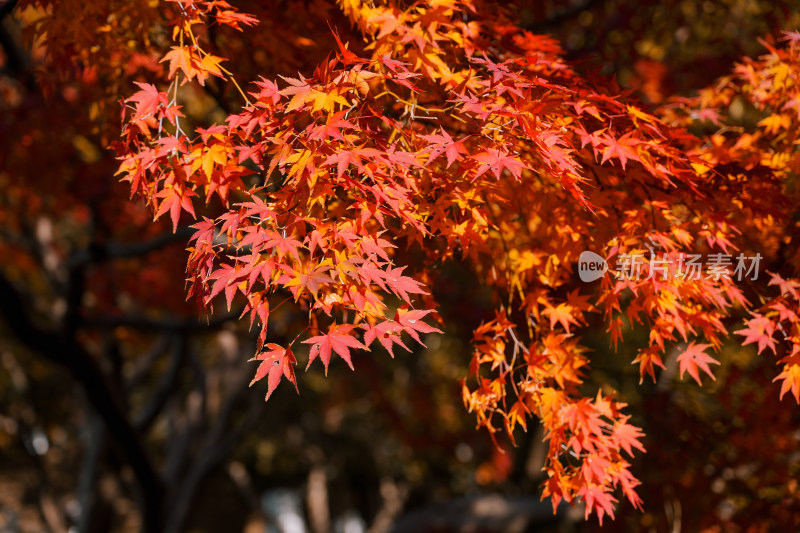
[{"x1": 2, "y1": 0, "x2": 800, "y2": 530}]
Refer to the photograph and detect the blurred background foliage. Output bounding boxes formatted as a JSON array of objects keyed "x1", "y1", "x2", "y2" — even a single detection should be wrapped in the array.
[
  {"x1": 519, "y1": 0, "x2": 800, "y2": 103},
  {"x1": 1, "y1": 1, "x2": 800, "y2": 532}
]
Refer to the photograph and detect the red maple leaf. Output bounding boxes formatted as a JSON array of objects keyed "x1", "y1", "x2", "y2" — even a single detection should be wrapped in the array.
[
  {"x1": 303, "y1": 324, "x2": 366, "y2": 373},
  {"x1": 154, "y1": 185, "x2": 197, "y2": 232},
  {"x1": 735, "y1": 314, "x2": 777, "y2": 354},
  {"x1": 215, "y1": 9, "x2": 259, "y2": 30},
  {"x1": 612, "y1": 417, "x2": 646, "y2": 457},
  {"x1": 676, "y1": 342, "x2": 718, "y2": 385},
  {"x1": 363, "y1": 319, "x2": 409, "y2": 357},
  {"x1": 284, "y1": 263, "x2": 334, "y2": 299},
  {"x1": 473, "y1": 148, "x2": 527, "y2": 180},
  {"x1": 578, "y1": 483, "x2": 617, "y2": 525},
  {"x1": 395, "y1": 307, "x2": 442, "y2": 345},
  {"x1": 264, "y1": 232, "x2": 304, "y2": 262},
  {"x1": 127, "y1": 82, "x2": 168, "y2": 120},
  {"x1": 250, "y1": 344, "x2": 298, "y2": 400},
  {"x1": 384, "y1": 265, "x2": 428, "y2": 302},
  {"x1": 308, "y1": 111, "x2": 357, "y2": 142},
  {"x1": 768, "y1": 272, "x2": 800, "y2": 299},
  {"x1": 600, "y1": 132, "x2": 641, "y2": 169},
  {"x1": 420, "y1": 129, "x2": 469, "y2": 168}
]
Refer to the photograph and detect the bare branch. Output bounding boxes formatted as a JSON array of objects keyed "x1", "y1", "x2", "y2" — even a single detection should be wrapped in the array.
[
  {"x1": 0, "y1": 274, "x2": 165, "y2": 532},
  {"x1": 523, "y1": 0, "x2": 604, "y2": 33},
  {"x1": 67, "y1": 226, "x2": 195, "y2": 269},
  {"x1": 135, "y1": 335, "x2": 186, "y2": 432},
  {"x1": 165, "y1": 364, "x2": 262, "y2": 533},
  {"x1": 0, "y1": 0, "x2": 18, "y2": 21},
  {"x1": 83, "y1": 308, "x2": 242, "y2": 332}
]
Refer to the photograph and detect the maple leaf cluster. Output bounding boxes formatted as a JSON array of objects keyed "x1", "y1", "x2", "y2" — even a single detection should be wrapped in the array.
[
  {"x1": 664, "y1": 31, "x2": 800, "y2": 403},
  {"x1": 107, "y1": 0, "x2": 800, "y2": 524}
]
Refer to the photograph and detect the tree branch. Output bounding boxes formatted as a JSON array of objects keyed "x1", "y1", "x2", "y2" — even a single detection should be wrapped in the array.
[
  {"x1": 135, "y1": 335, "x2": 186, "y2": 432},
  {"x1": 67, "y1": 225, "x2": 195, "y2": 269},
  {"x1": 0, "y1": 0, "x2": 36, "y2": 91},
  {"x1": 0, "y1": 0, "x2": 18, "y2": 22},
  {"x1": 76, "y1": 411, "x2": 105, "y2": 533},
  {"x1": 164, "y1": 366, "x2": 261, "y2": 533},
  {"x1": 125, "y1": 334, "x2": 172, "y2": 392},
  {"x1": 83, "y1": 308, "x2": 243, "y2": 332},
  {"x1": 522, "y1": 0, "x2": 604, "y2": 33},
  {"x1": 388, "y1": 495, "x2": 571, "y2": 533},
  {"x1": 0, "y1": 274, "x2": 165, "y2": 532}
]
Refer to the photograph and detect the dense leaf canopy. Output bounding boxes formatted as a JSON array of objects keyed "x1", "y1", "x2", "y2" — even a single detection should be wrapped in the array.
[{"x1": 2, "y1": 1, "x2": 800, "y2": 531}]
